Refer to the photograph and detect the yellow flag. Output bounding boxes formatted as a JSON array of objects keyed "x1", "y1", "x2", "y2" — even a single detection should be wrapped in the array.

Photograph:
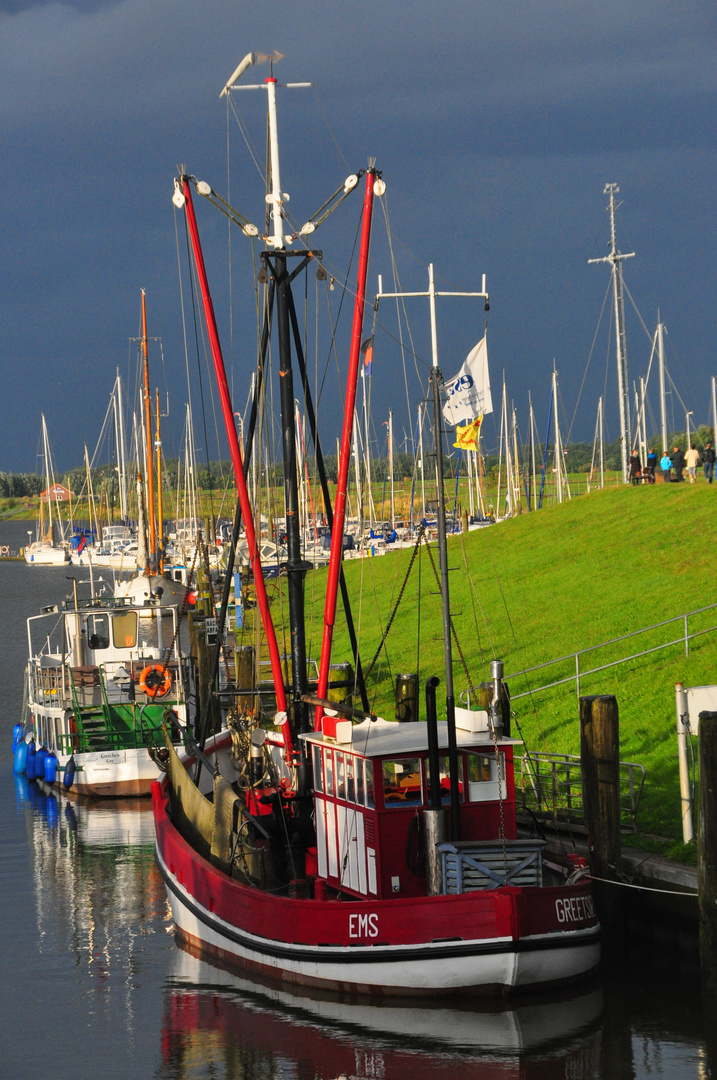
[{"x1": 453, "y1": 415, "x2": 483, "y2": 451}]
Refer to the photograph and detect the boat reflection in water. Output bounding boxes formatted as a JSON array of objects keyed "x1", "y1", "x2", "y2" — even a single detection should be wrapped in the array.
[
  {"x1": 15, "y1": 775, "x2": 169, "y2": 977},
  {"x1": 159, "y1": 942, "x2": 604, "y2": 1080}
]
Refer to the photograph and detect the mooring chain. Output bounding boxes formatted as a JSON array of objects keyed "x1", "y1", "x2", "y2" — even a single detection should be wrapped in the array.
[{"x1": 363, "y1": 524, "x2": 425, "y2": 683}]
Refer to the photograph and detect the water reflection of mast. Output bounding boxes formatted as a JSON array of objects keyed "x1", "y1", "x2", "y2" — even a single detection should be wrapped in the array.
[{"x1": 20, "y1": 783, "x2": 166, "y2": 993}]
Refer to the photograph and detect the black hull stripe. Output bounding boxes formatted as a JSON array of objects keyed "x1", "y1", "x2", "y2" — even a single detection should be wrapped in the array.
[{"x1": 158, "y1": 854, "x2": 601, "y2": 967}]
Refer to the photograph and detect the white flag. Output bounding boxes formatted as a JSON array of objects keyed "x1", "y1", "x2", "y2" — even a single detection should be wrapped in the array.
[{"x1": 442, "y1": 336, "x2": 492, "y2": 426}]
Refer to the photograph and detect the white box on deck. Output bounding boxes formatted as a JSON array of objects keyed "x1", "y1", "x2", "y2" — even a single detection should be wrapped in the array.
[{"x1": 454, "y1": 707, "x2": 490, "y2": 734}]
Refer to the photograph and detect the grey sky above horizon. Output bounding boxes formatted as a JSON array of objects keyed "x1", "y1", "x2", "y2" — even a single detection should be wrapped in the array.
[{"x1": 2, "y1": 0, "x2": 715, "y2": 474}]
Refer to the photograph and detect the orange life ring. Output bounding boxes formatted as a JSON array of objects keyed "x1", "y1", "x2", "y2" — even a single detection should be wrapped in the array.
[{"x1": 138, "y1": 664, "x2": 173, "y2": 699}]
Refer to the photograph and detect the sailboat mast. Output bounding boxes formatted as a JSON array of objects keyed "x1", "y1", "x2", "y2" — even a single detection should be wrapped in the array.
[
  {"x1": 658, "y1": 320, "x2": 668, "y2": 453},
  {"x1": 588, "y1": 184, "x2": 635, "y2": 484},
  {"x1": 552, "y1": 367, "x2": 562, "y2": 504},
  {"x1": 388, "y1": 409, "x2": 395, "y2": 529},
  {"x1": 141, "y1": 291, "x2": 157, "y2": 568},
  {"x1": 156, "y1": 389, "x2": 164, "y2": 574}
]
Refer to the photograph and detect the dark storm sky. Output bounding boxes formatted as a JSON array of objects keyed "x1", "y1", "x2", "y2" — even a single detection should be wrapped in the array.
[{"x1": 2, "y1": 0, "x2": 715, "y2": 473}]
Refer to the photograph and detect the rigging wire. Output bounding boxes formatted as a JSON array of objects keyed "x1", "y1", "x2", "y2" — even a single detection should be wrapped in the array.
[{"x1": 566, "y1": 276, "x2": 612, "y2": 444}]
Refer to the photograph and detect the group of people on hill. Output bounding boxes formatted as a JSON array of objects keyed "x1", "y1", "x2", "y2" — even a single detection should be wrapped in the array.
[{"x1": 629, "y1": 444, "x2": 716, "y2": 485}]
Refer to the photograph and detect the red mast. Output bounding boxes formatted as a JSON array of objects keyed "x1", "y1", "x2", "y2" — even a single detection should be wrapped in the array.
[
  {"x1": 180, "y1": 178, "x2": 289, "y2": 727},
  {"x1": 315, "y1": 168, "x2": 377, "y2": 729}
]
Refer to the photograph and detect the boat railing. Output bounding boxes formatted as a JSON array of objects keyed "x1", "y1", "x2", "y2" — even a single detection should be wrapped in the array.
[
  {"x1": 439, "y1": 839, "x2": 545, "y2": 893},
  {"x1": 516, "y1": 751, "x2": 646, "y2": 831}
]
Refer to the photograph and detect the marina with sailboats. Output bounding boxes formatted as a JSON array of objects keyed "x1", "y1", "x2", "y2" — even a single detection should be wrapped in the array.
[{"x1": 3, "y1": 4, "x2": 717, "y2": 1071}]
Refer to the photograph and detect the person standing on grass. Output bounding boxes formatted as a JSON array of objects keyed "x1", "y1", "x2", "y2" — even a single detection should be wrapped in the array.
[
  {"x1": 685, "y1": 444, "x2": 700, "y2": 484},
  {"x1": 628, "y1": 449, "x2": 642, "y2": 485},
  {"x1": 703, "y1": 443, "x2": 716, "y2": 484},
  {"x1": 660, "y1": 450, "x2": 672, "y2": 482},
  {"x1": 646, "y1": 448, "x2": 657, "y2": 483},
  {"x1": 672, "y1": 445, "x2": 685, "y2": 482}
]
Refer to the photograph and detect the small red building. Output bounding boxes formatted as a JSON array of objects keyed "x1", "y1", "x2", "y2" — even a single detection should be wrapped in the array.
[{"x1": 41, "y1": 484, "x2": 73, "y2": 502}]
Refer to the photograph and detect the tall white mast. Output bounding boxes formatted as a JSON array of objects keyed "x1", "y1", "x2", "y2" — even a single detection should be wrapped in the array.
[
  {"x1": 113, "y1": 371, "x2": 128, "y2": 522},
  {"x1": 599, "y1": 396, "x2": 605, "y2": 489},
  {"x1": 712, "y1": 375, "x2": 717, "y2": 446},
  {"x1": 418, "y1": 402, "x2": 426, "y2": 521},
  {"x1": 388, "y1": 409, "x2": 395, "y2": 529},
  {"x1": 589, "y1": 184, "x2": 635, "y2": 484},
  {"x1": 657, "y1": 320, "x2": 668, "y2": 453},
  {"x1": 552, "y1": 368, "x2": 562, "y2": 504},
  {"x1": 639, "y1": 377, "x2": 648, "y2": 465},
  {"x1": 529, "y1": 392, "x2": 536, "y2": 511}
]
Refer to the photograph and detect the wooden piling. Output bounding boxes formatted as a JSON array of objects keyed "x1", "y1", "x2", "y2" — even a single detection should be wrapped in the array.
[
  {"x1": 234, "y1": 645, "x2": 255, "y2": 712},
  {"x1": 580, "y1": 694, "x2": 623, "y2": 933},
  {"x1": 698, "y1": 710, "x2": 717, "y2": 996}
]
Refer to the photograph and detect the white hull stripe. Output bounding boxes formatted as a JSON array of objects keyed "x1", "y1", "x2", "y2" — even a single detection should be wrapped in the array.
[{"x1": 157, "y1": 846, "x2": 601, "y2": 967}]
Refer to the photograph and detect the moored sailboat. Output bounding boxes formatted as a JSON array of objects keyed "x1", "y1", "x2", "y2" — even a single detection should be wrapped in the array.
[{"x1": 152, "y1": 54, "x2": 600, "y2": 997}]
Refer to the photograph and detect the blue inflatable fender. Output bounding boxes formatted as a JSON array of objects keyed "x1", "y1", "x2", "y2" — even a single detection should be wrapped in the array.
[
  {"x1": 63, "y1": 756, "x2": 76, "y2": 790},
  {"x1": 25, "y1": 741, "x2": 37, "y2": 781},
  {"x1": 35, "y1": 747, "x2": 48, "y2": 780},
  {"x1": 44, "y1": 753, "x2": 58, "y2": 784},
  {"x1": 13, "y1": 741, "x2": 28, "y2": 775}
]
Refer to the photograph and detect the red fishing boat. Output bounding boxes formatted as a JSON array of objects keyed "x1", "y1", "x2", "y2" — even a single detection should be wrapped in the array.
[{"x1": 152, "y1": 52, "x2": 600, "y2": 997}]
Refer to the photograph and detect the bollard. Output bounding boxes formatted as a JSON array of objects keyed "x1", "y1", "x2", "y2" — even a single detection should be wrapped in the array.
[
  {"x1": 698, "y1": 710, "x2": 717, "y2": 997},
  {"x1": 395, "y1": 673, "x2": 419, "y2": 723},
  {"x1": 675, "y1": 683, "x2": 695, "y2": 844},
  {"x1": 580, "y1": 694, "x2": 623, "y2": 934}
]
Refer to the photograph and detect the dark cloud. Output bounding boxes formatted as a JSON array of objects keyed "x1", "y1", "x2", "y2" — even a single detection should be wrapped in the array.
[{"x1": 1, "y1": 0, "x2": 716, "y2": 472}]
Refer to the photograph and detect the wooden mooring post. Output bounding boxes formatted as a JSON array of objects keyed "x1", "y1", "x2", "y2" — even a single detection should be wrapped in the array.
[
  {"x1": 698, "y1": 710, "x2": 717, "y2": 997},
  {"x1": 580, "y1": 694, "x2": 624, "y2": 935}
]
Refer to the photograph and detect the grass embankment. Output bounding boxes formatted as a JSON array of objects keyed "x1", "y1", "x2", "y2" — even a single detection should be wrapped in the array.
[{"x1": 295, "y1": 480, "x2": 716, "y2": 856}]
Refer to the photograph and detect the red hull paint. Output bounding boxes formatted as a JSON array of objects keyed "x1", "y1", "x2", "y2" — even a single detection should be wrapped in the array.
[{"x1": 153, "y1": 779, "x2": 600, "y2": 992}]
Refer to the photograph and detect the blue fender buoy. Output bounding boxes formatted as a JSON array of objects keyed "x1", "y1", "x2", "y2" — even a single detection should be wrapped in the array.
[
  {"x1": 35, "y1": 746, "x2": 48, "y2": 779},
  {"x1": 46, "y1": 794, "x2": 59, "y2": 828},
  {"x1": 63, "y1": 756, "x2": 76, "y2": 790},
  {"x1": 44, "y1": 753, "x2": 58, "y2": 784},
  {"x1": 12, "y1": 723, "x2": 23, "y2": 750},
  {"x1": 14, "y1": 774, "x2": 29, "y2": 802},
  {"x1": 25, "y1": 741, "x2": 37, "y2": 780},
  {"x1": 13, "y1": 740, "x2": 28, "y2": 775}
]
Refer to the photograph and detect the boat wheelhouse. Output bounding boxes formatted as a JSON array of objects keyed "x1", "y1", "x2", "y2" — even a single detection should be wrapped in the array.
[
  {"x1": 304, "y1": 711, "x2": 517, "y2": 900},
  {"x1": 26, "y1": 589, "x2": 191, "y2": 797}
]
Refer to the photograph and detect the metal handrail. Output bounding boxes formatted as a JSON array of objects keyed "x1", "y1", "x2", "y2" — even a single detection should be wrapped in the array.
[
  {"x1": 504, "y1": 602, "x2": 717, "y2": 701},
  {"x1": 517, "y1": 751, "x2": 646, "y2": 829}
]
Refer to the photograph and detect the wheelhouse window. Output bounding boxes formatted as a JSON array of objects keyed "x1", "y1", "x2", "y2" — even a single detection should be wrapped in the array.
[
  {"x1": 312, "y1": 744, "x2": 323, "y2": 793},
  {"x1": 86, "y1": 614, "x2": 109, "y2": 650},
  {"x1": 324, "y1": 749, "x2": 334, "y2": 797},
  {"x1": 467, "y1": 752, "x2": 504, "y2": 802},
  {"x1": 364, "y1": 759, "x2": 374, "y2": 808},
  {"x1": 112, "y1": 611, "x2": 138, "y2": 649},
  {"x1": 382, "y1": 757, "x2": 423, "y2": 808},
  {"x1": 426, "y1": 754, "x2": 463, "y2": 804},
  {"x1": 336, "y1": 752, "x2": 346, "y2": 800}
]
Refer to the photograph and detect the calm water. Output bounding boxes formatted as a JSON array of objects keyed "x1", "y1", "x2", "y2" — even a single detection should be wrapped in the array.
[{"x1": 0, "y1": 518, "x2": 713, "y2": 1079}]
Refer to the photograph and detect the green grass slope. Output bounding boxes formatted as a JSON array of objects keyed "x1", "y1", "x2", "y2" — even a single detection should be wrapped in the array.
[{"x1": 301, "y1": 481, "x2": 716, "y2": 848}]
